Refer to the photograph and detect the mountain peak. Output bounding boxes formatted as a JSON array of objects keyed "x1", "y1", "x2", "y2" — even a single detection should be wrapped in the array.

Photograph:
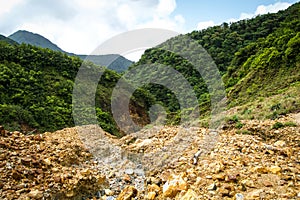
[{"x1": 8, "y1": 30, "x2": 65, "y2": 52}]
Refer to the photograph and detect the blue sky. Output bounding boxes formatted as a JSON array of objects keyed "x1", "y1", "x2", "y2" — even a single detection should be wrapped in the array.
[
  {"x1": 174, "y1": 0, "x2": 299, "y2": 31},
  {"x1": 0, "y1": 0, "x2": 299, "y2": 56}
]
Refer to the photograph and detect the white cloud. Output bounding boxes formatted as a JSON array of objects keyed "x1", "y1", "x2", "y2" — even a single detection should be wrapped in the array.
[
  {"x1": 156, "y1": 0, "x2": 176, "y2": 17},
  {"x1": 196, "y1": 2, "x2": 293, "y2": 30},
  {"x1": 0, "y1": 0, "x2": 185, "y2": 55},
  {"x1": 197, "y1": 20, "x2": 215, "y2": 30},
  {"x1": 255, "y1": 2, "x2": 291, "y2": 15},
  {"x1": 0, "y1": 0, "x2": 23, "y2": 16},
  {"x1": 228, "y1": 2, "x2": 292, "y2": 23}
]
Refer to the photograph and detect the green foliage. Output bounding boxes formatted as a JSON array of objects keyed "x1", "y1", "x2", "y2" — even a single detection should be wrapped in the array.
[
  {"x1": 0, "y1": 42, "x2": 126, "y2": 135},
  {"x1": 129, "y1": 2, "x2": 300, "y2": 125},
  {"x1": 272, "y1": 122, "x2": 285, "y2": 129},
  {"x1": 271, "y1": 121, "x2": 297, "y2": 130}
]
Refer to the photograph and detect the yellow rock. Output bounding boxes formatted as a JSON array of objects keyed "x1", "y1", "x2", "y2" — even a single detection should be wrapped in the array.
[
  {"x1": 146, "y1": 191, "x2": 156, "y2": 200},
  {"x1": 65, "y1": 190, "x2": 75, "y2": 197},
  {"x1": 148, "y1": 184, "x2": 160, "y2": 193},
  {"x1": 163, "y1": 174, "x2": 187, "y2": 198},
  {"x1": 180, "y1": 189, "x2": 198, "y2": 200},
  {"x1": 116, "y1": 186, "x2": 138, "y2": 200},
  {"x1": 27, "y1": 190, "x2": 43, "y2": 199},
  {"x1": 274, "y1": 140, "x2": 286, "y2": 147},
  {"x1": 268, "y1": 166, "x2": 281, "y2": 174}
]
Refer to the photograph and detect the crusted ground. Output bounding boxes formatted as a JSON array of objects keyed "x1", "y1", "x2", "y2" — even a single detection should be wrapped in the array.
[{"x1": 0, "y1": 112, "x2": 299, "y2": 200}]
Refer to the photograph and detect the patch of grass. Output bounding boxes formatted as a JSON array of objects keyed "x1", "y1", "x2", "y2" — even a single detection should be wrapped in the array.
[
  {"x1": 235, "y1": 122, "x2": 244, "y2": 129},
  {"x1": 272, "y1": 121, "x2": 297, "y2": 129},
  {"x1": 283, "y1": 121, "x2": 297, "y2": 127},
  {"x1": 272, "y1": 122, "x2": 285, "y2": 129},
  {"x1": 236, "y1": 130, "x2": 252, "y2": 135}
]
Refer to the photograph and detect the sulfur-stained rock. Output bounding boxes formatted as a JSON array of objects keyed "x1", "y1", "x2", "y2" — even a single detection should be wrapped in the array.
[
  {"x1": 116, "y1": 186, "x2": 138, "y2": 200},
  {"x1": 274, "y1": 140, "x2": 286, "y2": 147},
  {"x1": 180, "y1": 189, "x2": 198, "y2": 200},
  {"x1": 147, "y1": 184, "x2": 160, "y2": 193},
  {"x1": 27, "y1": 190, "x2": 43, "y2": 199},
  {"x1": 146, "y1": 191, "x2": 156, "y2": 200},
  {"x1": 162, "y1": 173, "x2": 187, "y2": 198},
  {"x1": 245, "y1": 189, "x2": 264, "y2": 199},
  {"x1": 268, "y1": 166, "x2": 281, "y2": 174}
]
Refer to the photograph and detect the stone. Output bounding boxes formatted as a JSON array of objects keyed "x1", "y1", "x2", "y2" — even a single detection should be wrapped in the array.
[
  {"x1": 207, "y1": 183, "x2": 217, "y2": 191},
  {"x1": 268, "y1": 166, "x2": 281, "y2": 174},
  {"x1": 181, "y1": 189, "x2": 198, "y2": 200},
  {"x1": 213, "y1": 174, "x2": 225, "y2": 180},
  {"x1": 262, "y1": 179, "x2": 273, "y2": 187},
  {"x1": 28, "y1": 190, "x2": 43, "y2": 199},
  {"x1": 162, "y1": 174, "x2": 187, "y2": 198},
  {"x1": 116, "y1": 186, "x2": 138, "y2": 200},
  {"x1": 146, "y1": 191, "x2": 156, "y2": 200},
  {"x1": 105, "y1": 189, "x2": 114, "y2": 196},
  {"x1": 148, "y1": 184, "x2": 160, "y2": 193},
  {"x1": 219, "y1": 188, "x2": 229, "y2": 196},
  {"x1": 123, "y1": 174, "x2": 131, "y2": 182},
  {"x1": 125, "y1": 168, "x2": 134, "y2": 175},
  {"x1": 235, "y1": 193, "x2": 244, "y2": 200},
  {"x1": 274, "y1": 140, "x2": 286, "y2": 147},
  {"x1": 246, "y1": 189, "x2": 264, "y2": 199}
]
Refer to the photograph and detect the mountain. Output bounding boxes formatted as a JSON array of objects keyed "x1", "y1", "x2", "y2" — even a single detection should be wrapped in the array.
[
  {"x1": 8, "y1": 30, "x2": 133, "y2": 72},
  {"x1": 130, "y1": 2, "x2": 300, "y2": 124},
  {"x1": 0, "y1": 34, "x2": 18, "y2": 45},
  {"x1": 9, "y1": 30, "x2": 64, "y2": 52},
  {"x1": 78, "y1": 54, "x2": 133, "y2": 73}
]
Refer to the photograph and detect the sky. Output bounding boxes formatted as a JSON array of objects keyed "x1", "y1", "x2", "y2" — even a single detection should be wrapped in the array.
[{"x1": 0, "y1": 0, "x2": 299, "y2": 59}]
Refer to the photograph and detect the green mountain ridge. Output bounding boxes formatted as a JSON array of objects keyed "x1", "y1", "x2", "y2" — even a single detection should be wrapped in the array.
[
  {"x1": 9, "y1": 30, "x2": 64, "y2": 52},
  {"x1": 0, "y1": 34, "x2": 18, "y2": 45},
  {"x1": 7, "y1": 30, "x2": 133, "y2": 73}
]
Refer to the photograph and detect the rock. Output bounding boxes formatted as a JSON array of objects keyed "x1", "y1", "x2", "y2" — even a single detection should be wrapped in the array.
[
  {"x1": 261, "y1": 179, "x2": 273, "y2": 187},
  {"x1": 65, "y1": 190, "x2": 75, "y2": 197},
  {"x1": 235, "y1": 193, "x2": 244, "y2": 200},
  {"x1": 146, "y1": 191, "x2": 156, "y2": 200},
  {"x1": 123, "y1": 174, "x2": 131, "y2": 182},
  {"x1": 226, "y1": 174, "x2": 238, "y2": 182},
  {"x1": 207, "y1": 183, "x2": 217, "y2": 191},
  {"x1": 105, "y1": 189, "x2": 114, "y2": 196},
  {"x1": 125, "y1": 168, "x2": 134, "y2": 175},
  {"x1": 268, "y1": 166, "x2": 281, "y2": 174},
  {"x1": 246, "y1": 189, "x2": 264, "y2": 199},
  {"x1": 274, "y1": 140, "x2": 286, "y2": 147},
  {"x1": 181, "y1": 189, "x2": 198, "y2": 200},
  {"x1": 213, "y1": 174, "x2": 225, "y2": 180},
  {"x1": 116, "y1": 186, "x2": 138, "y2": 200},
  {"x1": 241, "y1": 179, "x2": 255, "y2": 188},
  {"x1": 162, "y1": 174, "x2": 187, "y2": 198},
  {"x1": 28, "y1": 190, "x2": 43, "y2": 199},
  {"x1": 219, "y1": 188, "x2": 229, "y2": 196},
  {"x1": 147, "y1": 184, "x2": 160, "y2": 193}
]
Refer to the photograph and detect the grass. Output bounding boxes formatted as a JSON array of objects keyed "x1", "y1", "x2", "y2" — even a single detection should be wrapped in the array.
[{"x1": 226, "y1": 81, "x2": 300, "y2": 121}]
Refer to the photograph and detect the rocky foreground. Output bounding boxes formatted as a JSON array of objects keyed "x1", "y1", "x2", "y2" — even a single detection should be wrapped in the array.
[{"x1": 0, "y1": 113, "x2": 299, "y2": 200}]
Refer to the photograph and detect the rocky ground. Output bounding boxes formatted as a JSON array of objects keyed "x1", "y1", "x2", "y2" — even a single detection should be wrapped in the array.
[{"x1": 0, "y1": 112, "x2": 299, "y2": 199}]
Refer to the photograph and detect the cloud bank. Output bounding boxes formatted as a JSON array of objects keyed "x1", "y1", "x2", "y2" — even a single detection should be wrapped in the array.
[
  {"x1": 0, "y1": 0, "x2": 185, "y2": 54},
  {"x1": 197, "y1": 2, "x2": 292, "y2": 30}
]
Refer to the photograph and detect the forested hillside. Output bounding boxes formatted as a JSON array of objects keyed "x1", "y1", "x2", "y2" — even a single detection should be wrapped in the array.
[
  {"x1": 131, "y1": 2, "x2": 300, "y2": 124},
  {"x1": 0, "y1": 42, "x2": 125, "y2": 134}
]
